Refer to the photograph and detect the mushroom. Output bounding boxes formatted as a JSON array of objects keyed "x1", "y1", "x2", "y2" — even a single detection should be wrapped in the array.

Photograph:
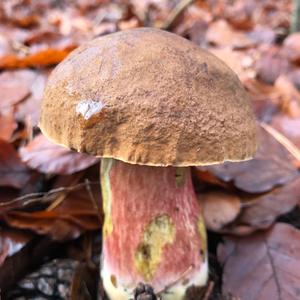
[{"x1": 39, "y1": 28, "x2": 257, "y2": 300}]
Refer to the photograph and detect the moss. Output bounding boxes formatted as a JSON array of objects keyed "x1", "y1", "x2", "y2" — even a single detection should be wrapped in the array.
[
  {"x1": 101, "y1": 158, "x2": 114, "y2": 237},
  {"x1": 134, "y1": 214, "x2": 175, "y2": 281}
]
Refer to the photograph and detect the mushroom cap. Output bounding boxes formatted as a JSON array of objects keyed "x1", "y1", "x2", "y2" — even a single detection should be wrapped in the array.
[{"x1": 39, "y1": 28, "x2": 257, "y2": 167}]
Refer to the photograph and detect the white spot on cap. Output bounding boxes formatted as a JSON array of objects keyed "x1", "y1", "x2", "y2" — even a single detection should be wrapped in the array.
[{"x1": 76, "y1": 99, "x2": 105, "y2": 120}]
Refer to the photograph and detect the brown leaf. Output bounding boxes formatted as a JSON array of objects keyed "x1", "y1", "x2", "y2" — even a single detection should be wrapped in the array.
[
  {"x1": 224, "y1": 0, "x2": 254, "y2": 30},
  {"x1": 199, "y1": 126, "x2": 298, "y2": 194},
  {"x1": 0, "y1": 70, "x2": 36, "y2": 110},
  {"x1": 15, "y1": 71, "x2": 48, "y2": 125},
  {"x1": 238, "y1": 176, "x2": 300, "y2": 231},
  {"x1": 283, "y1": 33, "x2": 300, "y2": 64},
  {"x1": 210, "y1": 48, "x2": 256, "y2": 81},
  {"x1": 0, "y1": 139, "x2": 30, "y2": 189},
  {"x1": 206, "y1": 19, "x2": 255, "y2": 49},
  {"x1": 20, "y1": 134, "x2": 99, "y2": 175},
  {"x1": 0, "y1": 46, "x2": 76, "y2": 69},
  {"x1": 218, "y1": 223, "x2": 300, "y2": 300},
  {"x1": 3, "y1": 177, "x2": 101, "y2": 241},
  {"x1": 256, "y1": 47, "x2": 291, "y2": 84},
  {"x1": 201, "y1": 191, "x2": 241, "y2": 232},
  {"x1": 0, "y1": 109, "x2": 17, "y2": 141},
  {"x1": 0, "y1": 228, "x2": 33, "y2": 267},
  {"x1": 274, "y1": 75, "x2": 300, "y2": 117},
  {"x1": 272, "y1": 115, "x2": 300, "y2": 150}
]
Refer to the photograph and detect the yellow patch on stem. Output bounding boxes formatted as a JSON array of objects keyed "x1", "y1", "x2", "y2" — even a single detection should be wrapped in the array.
[
  {"x1": 134, "y1": 214, "x2": 175, "y2": 281},
  {"x1": 197, "y1": 214, "x2": 207, "y2": 260},
  {"x1": 100, "y1": 158, "x2": 114, "y2": 237}
]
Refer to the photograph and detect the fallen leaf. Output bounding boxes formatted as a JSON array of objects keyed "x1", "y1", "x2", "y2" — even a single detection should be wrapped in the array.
[
  {"x1": 3, "y1": 180, "x2": 101, "y2": 241},
  {"x1": 282, "y1": 33, "x2": 300, "y2": 64},
  {"x1": 0, "y1": 139, "x2": 30, "y2": 189},
  {"x1": 0, "y1": 46, "x2": 76, "y2": 69},
  {"x1": 199, "y1": 126, "x2": 298, "y2": 194},
  {"x1": 272, "y1": 115, "x2": 300, "y2": 150},
  {"x1": 256, "y1": 46, "x2": 291, "y2": 84},
  {"x1": 218, "y1": 223, "x2": 300, "y2": 300},
  {"x1": 287, "y1": 68, "x2": 300, "y2": 90},
  {"x1": 206, "y1": 19, "x2": 255, "y2": 49},
  {"x1": 20, "y1": 134, "x2": 99, "y2": 175},
  {"x1": 0, "y1": 228, "x2": 33, "y2": 267},
  {"x1": 224, "y1": 0, "x2": 254, "y2": 30},
  {"x1": 210, "y1": 48, "x2": 256, "y2": 80},
  {"x1": 0, "y1": 70, "x2": 36, "y2": 110},
  {"x1": 274, "y1": 75, "x2": 300, "y2": 117},
  {"x1": 238, "y1": 176, "x2": 300, "y2": 231},
  {"x1": 15, "y1": 71, "x2": 48, "y2": 125},
  {"x1": 0, "y1": 109, "x2": 17, "y2": 141},
  {"x1": 201, "y1": 191, "x2": 241, "y2": 231}
]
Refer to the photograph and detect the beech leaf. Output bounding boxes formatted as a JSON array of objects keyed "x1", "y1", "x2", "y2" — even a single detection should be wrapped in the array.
[
  {"x1": 218, "y1": 223, "x2": 300, "y2": 300},
  {"x1": 20, "y1": 134, "x2": 99, "y2": 175},
  {"x1": 0, "y1": 139, "x2": 30, "y2": 189}
]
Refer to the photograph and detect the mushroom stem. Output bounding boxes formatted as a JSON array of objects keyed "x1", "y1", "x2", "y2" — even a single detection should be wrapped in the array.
[{"x1": 100, "y1": 158, "x2": 208, "y2": 300}]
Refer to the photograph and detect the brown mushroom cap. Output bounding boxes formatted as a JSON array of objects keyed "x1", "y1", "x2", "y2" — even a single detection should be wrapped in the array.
[{"x1": 39, "y1": 28, "x2": 257, "y2": 167}]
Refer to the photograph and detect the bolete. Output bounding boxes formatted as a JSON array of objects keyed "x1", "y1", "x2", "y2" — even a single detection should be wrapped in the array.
[{"x1": 39, "y1": 28, "x2": 257, "y2": 299}]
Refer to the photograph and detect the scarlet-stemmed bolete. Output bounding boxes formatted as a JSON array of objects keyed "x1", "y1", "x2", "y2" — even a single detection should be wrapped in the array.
[{"x1": 39, "y1": 28, "x2": 257, "y2": 299}]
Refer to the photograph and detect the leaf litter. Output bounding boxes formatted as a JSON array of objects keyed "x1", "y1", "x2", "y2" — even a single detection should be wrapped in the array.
[{"x1": 0, "y1": 0, "x2": 299, "y2": 299}]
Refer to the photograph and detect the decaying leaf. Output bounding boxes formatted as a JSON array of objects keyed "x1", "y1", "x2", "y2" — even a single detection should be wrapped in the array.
[
  {"x1": 20, "y1": 134, "x2": 99, "y2": 175},
  {"x1": 0, "y1": 46, "x2": 76, "y2": 69},
  {"x1": 0, "y1": 109, "x2": 17, "y2": 141},
  {"x1": 218, "y1": 223, "x2": 300, "y2": 300},
  {"x1": 238, "y1": 176, "x2": 300, "y2": 232},
  {"x1": 272, "y1": 115, "x2": 300, "y2": 150},
  {"x1": 0, "y1": 228, "x2": 33, "y2": 267},
  {"x1": 200, "y1": 126, "x2": 298, "y2": 194},
  {"x1": 201, "y1": 191, "x2": 241, "y2": 231},
  {"x1": 3, "y1": 178, "x2": 101, "y2": 241},
  {"x1": 206, "y1": 19, "x2": 255, "y2": 48},
  {"x1": 0, "y1": 139, "x2": 30, "y2": 189},
  {"x1": 0, "y1": 70, "x2": 36, "y2": 110},
  {"x1": 283, "y1": 33, "x2": 300, "y2": 64},
  {"x1": 256, "y1": 47, "x2": 291, "y2": 85}
]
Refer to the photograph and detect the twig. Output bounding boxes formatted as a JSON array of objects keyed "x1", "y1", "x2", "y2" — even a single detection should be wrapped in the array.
[
  {"x1": 260, "y1": 122, "x2": 300, "y2": 162},
  {"x1": 85, "y1": 178, "x2": 102, "y2": 222},
  {"x1": 203, "y1": 281, "x2": 214, "y2": 300},
  {"x1": 160, "y1": 0, "x2": 196, "y2": 30},
  {"x1": 0, "y1": 181, "x2": 100, "y2": 212}
]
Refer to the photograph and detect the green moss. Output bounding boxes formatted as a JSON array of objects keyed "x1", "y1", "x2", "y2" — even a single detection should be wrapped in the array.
[
  {"x1": 100, "y1": 158, "x2": 114, "y2": 237},
  {"x1": 134, "y1": 214, "x2": 175, "y2": 281}
]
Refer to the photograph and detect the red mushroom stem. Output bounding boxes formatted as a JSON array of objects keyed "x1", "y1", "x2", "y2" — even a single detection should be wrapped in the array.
[{"x1": 100, "y1": 158, "x2": 207, "y2": 300}]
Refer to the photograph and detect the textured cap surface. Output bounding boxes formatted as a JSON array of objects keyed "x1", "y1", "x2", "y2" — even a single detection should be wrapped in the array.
[{"x1": 40, "y1": 28, "x2": 257, "y2": 166}]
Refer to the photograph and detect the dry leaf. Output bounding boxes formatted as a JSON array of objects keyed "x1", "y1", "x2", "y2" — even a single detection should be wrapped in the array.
[
  {"x1": 238, "y1": 176, "x2": 300, "y2": 231},
  {"x1": 274, "y1": 75, "x2": 300, "y2": 117},
  {"x1": 3, "y1": 181, "x2": 101, "y2": 241},
  {"x1": 0, "y1": 139, "x2": 30, "y2": 189},
  {"x1": 201, "y1": 191, "x2": 241, "y2": 231},
  {"x1": 272, "y1": 115, "x2": 300, "y2": 150},
  {"x1": 0, "y1": 46, "x2": 76, "y2": 69},
  {"x1": 0, "y1": 228, "x2": 33, "y2": 267},
  {"x1": 206, "y1": 19, "x2": 255, "y2": 49},
  {"x1": 20, "y1": 134, "x2": 99, "y2": 175},
  {"x1": 218, "y1": 223, "x2": 300, "y2": 300},
  {"x1": 0, "y1": 109, "x2": 17, "y2": 141},
  {"x1": 283, "y1": 33, "x2": 300, "y2": 64},
  {"x1": 0, "y1": 70, "x2": 36, "y2": 110},
  {"x1": 256, "y1": 46, "x2": 291, "y2": 85},
  {"x1": 200, "y1": 126, "x2": 298, "y2": 194}
]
